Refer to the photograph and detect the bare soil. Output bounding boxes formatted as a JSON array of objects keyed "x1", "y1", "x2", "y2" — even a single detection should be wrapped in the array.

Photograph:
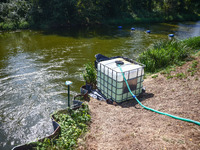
[{"x1": 78, "y1": 54, "x2": 200, "y2": 150}]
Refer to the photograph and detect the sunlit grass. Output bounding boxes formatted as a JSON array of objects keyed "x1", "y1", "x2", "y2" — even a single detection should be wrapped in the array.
[
  {"x1": 138, "y1": 40, "x2": 191, "y2": 72},
  {"x1": 182, "y1": 36, "x2": 200, "y2": 51}
]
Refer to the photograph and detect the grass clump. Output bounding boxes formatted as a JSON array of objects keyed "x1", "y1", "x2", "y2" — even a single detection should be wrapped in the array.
[
  {"x1": 166, "y1": 75, "x2": 174, "y2": 79},
  {"x1": 138, "y1": 39, "x2": 191, "y2": 73},
  {"x1": 175, "y1": 73, "x2": 186, "y2": 79},
  {"x1": 160, "y1": 67, "x2": 176, "y2": 75},
  {"x1": 152, "y1": 74, "x2": 158, "y2": 78},
  {"x1": 34, "y1": 103, "x2": 91, "y2": 150},
  {"x1": 191, "y1": 60, "x2": 198, "y2": 68},
  {"x1": 182, "y1": 36, "x2": 200, "y2": 51},
  {"x1": 187, "y1": 60, "x2": 199, "y2": 76}
]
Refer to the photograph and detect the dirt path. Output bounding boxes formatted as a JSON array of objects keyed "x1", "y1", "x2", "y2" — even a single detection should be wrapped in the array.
[{"x1": 79, "y1": 55, "x2": 200, "y2": 150}]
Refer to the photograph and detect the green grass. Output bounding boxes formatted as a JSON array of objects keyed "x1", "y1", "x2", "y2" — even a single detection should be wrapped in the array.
[
  {"x1": 165, "y1": 73, "x2": 187, "y2": 80},
  {"x1": 138, "y1": 36, "x2": 200, "y2": 73},
  {"x1": 166, "y1": 75, "x2": 174, "y2": 80},
  {"x1": 151, "y1": 74, "x2": 158, "y2": 78},
  {"x1": 187, "y1": 60, "x2": 199, "y2": 76},
  {"x1": 191, "y1": 60, "x2": 198, "y2": 68},
  {"x1": 138, "y1": 40, "x2": 191, "y2": 73},
  {"x1": 175, "y1": 73, "x2": 186, "y2": 79},
  {"x1": 182, "y1": 36, "x2": 200, "y2": 51},
  {"x1": 34, "y1": 103, "x2": 91, "y2": 150},
  {"x1": 160, "y1": 67, "x2": 176, "y2": 75}
]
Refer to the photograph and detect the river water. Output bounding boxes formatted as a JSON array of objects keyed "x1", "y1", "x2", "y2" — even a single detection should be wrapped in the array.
[{"x1": 0, "y1": 21, "x2": 200, "y2": 149}]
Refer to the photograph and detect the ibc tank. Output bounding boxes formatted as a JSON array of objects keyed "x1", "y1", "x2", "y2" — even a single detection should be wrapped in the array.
[{"x1": 97, "y1": 58, "x2": 144, "y2": 103}]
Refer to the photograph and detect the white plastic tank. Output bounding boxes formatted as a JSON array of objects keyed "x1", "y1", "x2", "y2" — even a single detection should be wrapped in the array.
[{"x1": 97, "y1": 58, "x2": 144, "y2": 103}]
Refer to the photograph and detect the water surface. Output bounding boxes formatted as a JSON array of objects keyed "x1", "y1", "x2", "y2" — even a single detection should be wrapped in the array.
[{"x1": 0, "y1": 21, "x2": 200, "y2": 149}]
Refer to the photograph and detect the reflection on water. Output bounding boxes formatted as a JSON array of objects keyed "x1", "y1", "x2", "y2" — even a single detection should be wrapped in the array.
[
  {"x1": 176, "y1": 21, "x2": 200, "y2": 39},
  {"x1": 0, "y1": 21, "x2": 200, "y2": 149}
]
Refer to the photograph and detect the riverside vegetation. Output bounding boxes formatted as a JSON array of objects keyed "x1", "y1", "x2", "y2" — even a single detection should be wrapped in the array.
[
  {"x1": 33, "y1": 104, "x2": 91, "y2": 150},
  {"x1": 82, "y1": 62, "x2": 97, "y2": 89},
  {"x1": 0, "y1": 0, "x2": 200, "y2": 30},
  {"x1": 138, "y1": 36, "x2": 200, "y2": 73}
]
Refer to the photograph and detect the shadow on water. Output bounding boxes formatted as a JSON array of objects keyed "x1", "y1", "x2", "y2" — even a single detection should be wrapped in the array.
[
  {"x1": 40, "y1": 25, "x2": 132, "y2": 39},
  {"x1": 39, "y1": 21, "x2": 200, "y2": 39},
  {"x1": 119, "y1": 92, "x2": 154, "y2": 108}
]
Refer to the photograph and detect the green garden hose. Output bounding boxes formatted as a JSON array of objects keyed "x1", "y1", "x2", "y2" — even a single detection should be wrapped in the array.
[{"x1": 118, "y1": 64, "x2": 200, "y2": 126}]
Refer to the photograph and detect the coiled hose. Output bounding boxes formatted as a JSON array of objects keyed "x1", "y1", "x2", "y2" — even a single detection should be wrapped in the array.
[{"x1": 118, "y1": 64, "x2": 200, "y2": 126}]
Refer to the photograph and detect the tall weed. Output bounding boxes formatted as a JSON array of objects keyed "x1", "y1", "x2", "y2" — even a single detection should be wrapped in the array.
[
  {"x1": 138, "y1": 40, "x2": 190, "y2": 72},
  {"x1": 182, "y1": 36, "x2": 200, "y2": 51}
]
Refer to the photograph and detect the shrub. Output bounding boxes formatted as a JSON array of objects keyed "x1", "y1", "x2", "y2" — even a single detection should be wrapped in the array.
[
  {"x1": 19, "y1": 20, "x2": 29, "y2": 29},
  {"x1": 0, "y1": 0, "x2": 31, "y2": 30},
  {"x1": 82, "y1": 62, "x2": 97, "y2": 88},
  {"x1": 0, "y1": 22, "x2": 16, "y2": 30}
]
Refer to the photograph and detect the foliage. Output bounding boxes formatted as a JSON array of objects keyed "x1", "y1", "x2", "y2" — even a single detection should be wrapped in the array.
[
  {"x1": 34, "y1": 103, "x2": 91, "y2": 150},
  {"x1": 1, "y1": 0, "x2": 200, "y2": 29},
  {"x1": 0, "y1": 0, "x2": 31, "y2": 30},
  {"x1": 82, "y1": 62, "x2": 97, "y2": 88},
  {"x1": 182, "y1": 36, "x2": 200, "y2": 51},
  {"x1": 138, "y1": 39, "x2": 191, "y2": 72}
]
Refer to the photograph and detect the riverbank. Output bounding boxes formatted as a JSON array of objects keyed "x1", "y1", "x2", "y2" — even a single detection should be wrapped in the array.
[
  {"x1": 1, "y1": 0, "x2": 200, "y2": 30},
  {"x1": 79, "y1": 51, "x2": 200, "y2": 149},
  {"x1": 102, "y1": 15, "x2": 200, "y2": 26},
  {"x1": 138, "y1": 36, "x2": 200, "y2": 73},
  {"x1": 1, "y1": 17, "x2": 200, "y2": 31}
]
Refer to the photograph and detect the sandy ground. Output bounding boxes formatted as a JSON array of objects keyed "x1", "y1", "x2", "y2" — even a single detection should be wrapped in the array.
[{"x1": 78, "y1": 54, "x2": 200, "y2": 150}]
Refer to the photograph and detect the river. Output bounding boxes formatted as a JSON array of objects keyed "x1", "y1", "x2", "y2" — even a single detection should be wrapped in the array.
[{"x1": 0, "y1": 21, "x2": 200, "y2": 149}]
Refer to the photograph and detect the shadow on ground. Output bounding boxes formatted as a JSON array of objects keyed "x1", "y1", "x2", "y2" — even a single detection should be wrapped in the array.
[{"x1": 119, "y1": 92, "x2": 154, "y2": 108}]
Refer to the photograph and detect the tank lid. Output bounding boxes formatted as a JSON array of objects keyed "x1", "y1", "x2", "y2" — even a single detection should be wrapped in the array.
[{"x1": 115, "y1": 61, "x2": 124, "y2": 66}]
